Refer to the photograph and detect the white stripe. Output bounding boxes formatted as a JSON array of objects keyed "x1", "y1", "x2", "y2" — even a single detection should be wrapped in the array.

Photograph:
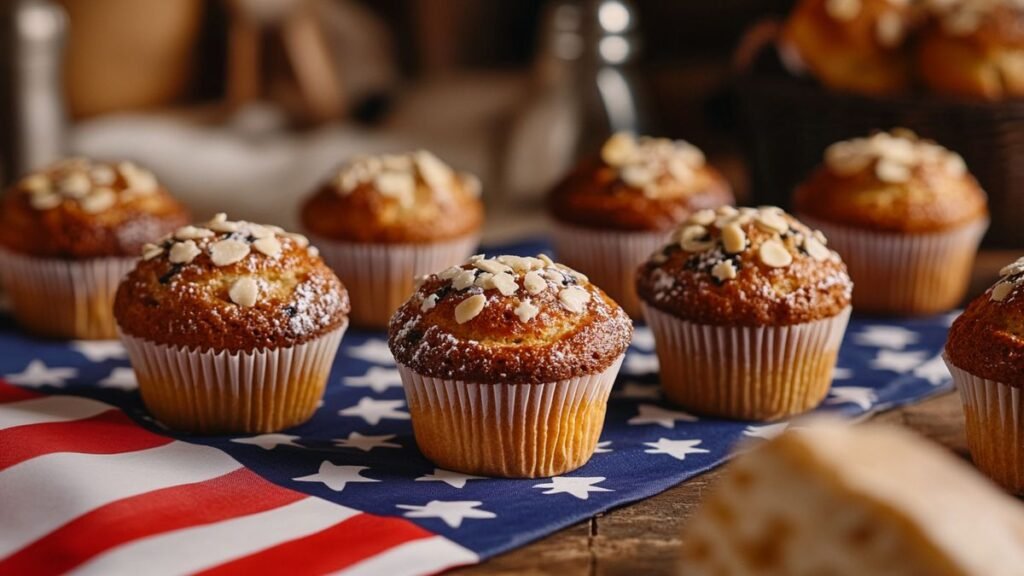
[
  {"x1": 0, "y1": 395, "x2": 112, "y2": 431},
  {"x1": 336, "y1": 536, "x2": 479, "y2": 576},
  {"x1": 0, "y1": 441, "x2": 241, "y2": 557},
  {"x1": 72, "y1": 497, "x2": 360, "y2": 576}
]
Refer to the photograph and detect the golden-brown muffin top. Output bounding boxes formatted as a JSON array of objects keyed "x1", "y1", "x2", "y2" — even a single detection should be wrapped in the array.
[
  {"x1": 0, "y1": 157, "x2": 190, "y2": 259},
  {"x1": 114, "y1": 213, "x2": 350, "y2": 352},
  {"x1": 301, "y1": 150, "x2": 484, "y2": 244},
  {"x1": 388, "y1": 254, "x2": 633, "y2": 385},
  {"x1": 946, "y1": 256, "x2": 1024, "y2": 387},
  {"x1": 548, "y1": 133, "x2": 734, "y2": 231},
  {"x1": 636, "y1": 206, "x2": 852, "y2": 326},
  {"x1": 793, "y1": 130, "x2": 988, "y2": 233}
]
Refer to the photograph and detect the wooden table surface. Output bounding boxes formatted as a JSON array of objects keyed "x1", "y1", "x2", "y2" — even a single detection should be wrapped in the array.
[{"x1": 456, "y1": 250, "x2": 1021, "y2": 576}]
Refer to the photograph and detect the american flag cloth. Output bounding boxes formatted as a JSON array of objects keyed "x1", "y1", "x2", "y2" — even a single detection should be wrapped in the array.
[{"x1": 0, "y1": 239, "x2": 954, "y2": 575}]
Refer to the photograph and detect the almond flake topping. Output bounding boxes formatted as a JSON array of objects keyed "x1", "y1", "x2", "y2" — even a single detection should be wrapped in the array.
[
  {"x1": 253, "y1": 236, "x2": 282, "y2": 257},
  {"x1": 824, "y1": 130, "x2": 967, "y2": 182},
  {"x1": 559, "y1": 286, "x2": 591, "y2": 313},
  {"x1": 142, "y1": 243, "x2": 164, "y2": 261},
  {"x1": 455, "y1": 294, "x2": 486, "y2": 324},
  {"x1": 174, "y1": 225, "x2": 215, "y2": 241},
  {"x1": 991, "y1": 256, "x2": 1024, "y2": 301},
  {"x1": 599, "y1": 133, "x2": 708, "y2": 198},
  {"x1": 169, "y1": 240, "x2": 201, "y2": 264},
  {"x1": 515, "y1": 299, "x2": 540, "y2": 323},
  {"x1": 524, "y1": 271, "x2": 547, "y2": 295},
  {"x1": 228, "y1": 277, "x2": 259, "y2": 307},
  {"x1": 712, "y1": 260, "x2": 737, "y2": 282},
  {"x1": 759, "y1": 239, "x2": 793, "y2": 268},
  {"x1": 209, "y1": 239, "x2": 251, "y2": 267},
  {"x1": 333, "y1": 150, "x2": 476, "y2": 206}
]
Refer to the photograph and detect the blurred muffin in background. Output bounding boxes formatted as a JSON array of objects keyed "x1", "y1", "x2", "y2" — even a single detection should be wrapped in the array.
[
  {"x1": 548, "y1": 133, "x2": 733, "y2": 319},
  {"x1": 945, "y1": 256, "x2": 1024, "y2": 494},
  {"x1": 301, "y1": 150, "x2": 483, "y2": 329},
  {"x1": 793, "y1": 129, "x2": 988, "y2": 316},
  {"x1": 781, "y1": 0, "x2": 921, "y2": 96},
  {"x1": 918, "y1": 0, "x2": 1024, "y2": 101},
  {"x1": 0, "y1": 158, "x2": 189, "y2": 339},
  {"x1": 636, "y1": 206, "x2": 851, "y2": 421}
]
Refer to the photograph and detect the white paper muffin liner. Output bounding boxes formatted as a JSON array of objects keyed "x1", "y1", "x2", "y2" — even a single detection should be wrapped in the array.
[
  {"x1": 309, "y1": 234, "x2": 479, "y2": 329},
  {"x1": 397, "y1": 354, "x2": 625, "y2": 478},
  {"x1": 944, "y1": 357, "x2": 1024, "y2": 493},
  {"x1": 551, "y1": 223, "x2": 670, "y2": 319},
  {"x1": 643, "y1": 304, "x2": 852, "y2": 421},
  {"x1": 799, "y1": 216, "x2": 988, "y2": 315},
  {"x1": 0, "y1": 248, "x2": 136, "y2": 339},
  {"x1": 121, "y1": 325, "x2": 346, "y2": 434}
]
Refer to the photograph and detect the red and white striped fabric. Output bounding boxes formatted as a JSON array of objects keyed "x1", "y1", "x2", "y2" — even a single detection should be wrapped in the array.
[{"x1": 0, "y1": 380, "x2": 476, "y2": 575}]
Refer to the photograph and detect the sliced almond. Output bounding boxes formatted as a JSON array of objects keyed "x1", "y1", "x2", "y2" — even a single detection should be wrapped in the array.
[
  {"x1": 711, "y1": 260, "x2": 737, "y2": 282},
  {"x1": 421, "y1": 293, "x2": 438, "y2": 312},
  {"x1": 284, "y1": 233, "x2": 309, "y2": 248},
  {"x1": 229, "y1": 277, "x2": 259, "y2": 307},
  {"x1": 142, "y1": 243, "x2": 164, "y2": 261},
  {"x1": 621, "y1": 165, "x2": 656, "y2": 188},
  {"x1": 721, "y1": 223, "x2": 747, "y2": 254},
  {"x1": 558, "y1": 286, "x2": 591, "y2": 313},
  {"x1": 679, "y1": 225, "x2": 714, "y2": 253},
  {"x1": 455, "y1": 294, "x2": 486, "y2": 323},
  {"x1": 439, "y1": 266, "x2": 463, "y2": 280},
  {"x1": 754, "y1": 211, "x2": 790, "y2": 234},
  {"x1": 824, "y1": 142, "x2": 872, "y2": 176},
  {"x1": 515, "y1": 299, "x2": 540, "y2": 323},
  {"x1": 992, "y1": 282, "x2": 1014, "y2": 302},
  {"x1": 79, "y1": 188, "x2": 116, "y2": 214},
  {"x1": 29, "y1": 193, "x2": 61, "y2": 210},
  {"x1": 452, "y1": 269, "x2": 478, "y2": 290},
  {"x1": 21, "y1": 174, "x2": 51, "y2": 193},
  {"x1": 491, "y1": 272, "x2": 519, "y2": 296},
  {"x1": 90, "y1": 166, "x2": 116, "y2": 186},
  {"x1": 759, "y1": 239, "x2": 793, "y2": 268},
  {"x1": 374, "y1": 172, "x2": 416, "y2": 206},
  {"x1": 253, "y1": 236, "x2": 282, "y2": 257},
  {"x1": 473, "y1": 258, "x2": 513, "y2": 275},
  {"x1": 689, "y1": 209, "x2": 716, "y2": 226},
  {"x1": 207, "y1": 214, "x2": 240, "y2": 233},
  {"x1": 803, "y1": 236, "x2": 831, "y2": 262},
  {"x1": 667, "y1": 157, "x2": 694, "y2": 183},
  {"x1": 120, "y1": 163, "x2": 158, "y2": 195},
  {"x1": 169, "y1": 240, "x2": 201, "y2": 264},
  {"x1": 174, "y1": 225, "x2": 215, "y2": 241},
  {"x1": 875, "y1": 158, "x2": 912, "y2": 183},
  {"x1": 247, "y1": 224, "x2": 274, "y2": 239},
  {"x1": 415, "y1": 150, "x2": 454, "y2": 192},
  {"x1": 601, "y1": 132, "x2": 637, "y2": 167},
  {"x1": 474, "y1": 272, "x2": 495, "y2": 290},
  {"x1": 524, "y1": 271, "x2": 547, "y2": 295},
  {"x1": 58, "y1": 172, "x2": 92, "y2": 198},
  {"x1": 209, "y1": 239, "x2": 250, "y2": 267}
]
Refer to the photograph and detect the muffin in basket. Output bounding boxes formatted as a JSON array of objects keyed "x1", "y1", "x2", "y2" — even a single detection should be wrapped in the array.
[
  {"x1": 0, "y1": 157, "x2": 189, "y2": 339},
  {"x1": 945, "y1": 256, "x2": 1024, "y2": 494},
  {"x1": 388, "y1": 254, "x2": 632, "y2": 478},
  {"x1": 918, "y1": 0, "x2": 1024, "y2": 101},
  {"x1": 793, "y1": 129, "x2": 988, "y2": 315},
  {"x1": 548, "y1": 133, "x2": 733, "y2": 318},
  {"x1": 636, "y1": 206, "x2": 852, "y2": 421},
  {"x1": 114, "y1": 213, "x2": 350, "y2": 434},
  {"x1": 301, "y1": 150, "x2": 483, "y2": 329},
  {"x1": 780, "y1": 0, "x2": 921, "y2": 96}
]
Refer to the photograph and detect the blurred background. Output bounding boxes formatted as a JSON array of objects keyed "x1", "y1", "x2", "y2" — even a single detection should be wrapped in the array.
[{"x1": 0, "y1": 0, "x2": 795, "y2": 240}]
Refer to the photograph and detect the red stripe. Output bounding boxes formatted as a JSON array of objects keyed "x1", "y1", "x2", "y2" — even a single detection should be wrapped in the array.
[
  {"x1": 0, "y1": 378, "x2": 41, "y2": 403},
  {"x1": 0, "y1": 409, "x2": 173, "y2": 471},
  {"x1": 0, "y1": 468, "x2": 306, "y2": 575},
  {"x1": 196, "y1": 513, "x2": 436, "y2": 576}
]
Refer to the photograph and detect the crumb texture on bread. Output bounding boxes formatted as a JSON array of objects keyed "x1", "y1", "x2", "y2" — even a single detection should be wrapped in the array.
[
  {"x1": 388, "y1": 254, "x2": 632, "y2": 385},
  {"x1": 636, "y1": 206, "x2": 852, "y2": 326},
  {"x1": 114, "y1": 214, "x2": 349, "y2": 352}
]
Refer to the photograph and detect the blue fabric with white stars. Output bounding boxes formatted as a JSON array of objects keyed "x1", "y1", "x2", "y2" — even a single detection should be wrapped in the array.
[{"x1": 0, "y1": 238, "x2": 956, "y2": 560}]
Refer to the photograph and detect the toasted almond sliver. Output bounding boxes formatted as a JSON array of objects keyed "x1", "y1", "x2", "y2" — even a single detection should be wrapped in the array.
[
  {"x1": 721, "y1": 223, "x2": 747, "y2": 254},
  {"x1": 79, "y1": 188, "x2": 116, "y2": 214},
  {"x1": 524, "y1": 271, "x2": 547, "y2": 295},
  {"x1": 515, "y1": 299, "x2": 540, "y2": 323},
  {"x1": 253, "y1": 236, "x2": 282, "y2": 257},
  {"x1": 992, "y1": 282, "x2": 1014, "y2": 302},
  {"x1": 229, "y1": 277, "x2": 259, "y2": 307},
  {"x1": 759, "y1": 239, "x2": 793, "y2": 268},
  {"x1": 209, "y1": 239, "x2": 250, "y2": 267},
  {"x1": 142, "y1": 243, "x2": 164, "y2": 261},
  {"x1": 455, "y1": 294, "x2": 486, "y2": 323},
  {"x1": 804, "y1": 236, "x2": 831, "y2": 262},
  {"x1": 601, "y1": 133, "x2": 638, "y2": 167},
  {"x1": 175, "y1": 225, "x2": 215, "y2": 241},
  {"x1": 558, "y1": 286, "x2": 591, "y2": 313},
  {"x1": 712, "y1": 260, "x2": 737, "y2": 282},
  {"x1": 169, "y1": 240, "x2": 201, "y2": 264},
  {"x1": 29, "y1": 193, "x2": 61, "y2": 210},
  {"x1": 689, "y1": 209, "x2": 716, "y2": 226},
  {"x1": 491, "y1": 272, "x2": 519, "y2": 296}
]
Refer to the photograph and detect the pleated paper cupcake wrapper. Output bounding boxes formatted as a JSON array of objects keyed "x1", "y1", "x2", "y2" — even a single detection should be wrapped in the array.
[
  {"x1": 121, "y1": 325, "x2": 346, "y2": 434},
  {"x1": 397, "y1": 354, "x2": 625, "y2": 479},
  {"x1": 551, "y1": 224, "x2": 670, "y2": 319},
  {"x1": 310, "y1": 234, "x2": 479, "y2": 329},
  {"x1": 643, "y1": 304, "x2": 851, "y2": 421},
  {"x1": 800, "y1": 216, "x2": 988, "y2": 316},
  {"x1": 945, "y1": 358, "x2": 1024, "y2": 494},
  {"x1": 0, "y1": 249, "x2": 136, "y2": 340}
]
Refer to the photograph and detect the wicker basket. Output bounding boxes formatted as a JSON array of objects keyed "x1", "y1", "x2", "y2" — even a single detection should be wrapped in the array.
[{"x1": 734, "y1": 36, "x2": 1024, "y2": 248}]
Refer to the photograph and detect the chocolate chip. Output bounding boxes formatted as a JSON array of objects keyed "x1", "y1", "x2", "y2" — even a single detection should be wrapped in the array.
[{"x1": 283, "y1": 305, "x2": 298, "y2": 317}]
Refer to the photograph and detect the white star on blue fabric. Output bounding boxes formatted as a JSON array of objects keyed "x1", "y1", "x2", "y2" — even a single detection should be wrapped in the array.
[
  {"x1": 628, "y1": 403, "x2": 698, "y2": 428},
  {"x1": 338, "y1": 397, "x2": 410, "y2": 425},
  {"x1": 294, "y1": 462, "x2": 379, "y2": 491},
  {"x1": 344, "y1": 367, "x2": 403, "y2": 394},
  {"x1": 644, "y1": 438, "x2": 710, "y2": 461},
  {"x1": 615, "y1": 381, "x2": 661, "y2": 400},
  {"x1": 5, "y1": 360, "x2": 76, "y2": 388},
  {"x1": 826, "y1": 386, "x2": 878, "y2": 410},
  {"x1": 594, "y1": 440, "x2": 613, "y2": 453},
  {"x1": 346, "y1": 339, "x2": 395, "y2": 365},
  {"x1": 913, "y1": 354, "x2": 950, "y2": 386},
  {"x1": 743, "y1": 422, "x2": 789, "y2": 440},
  {"x1": 631, "y1": 327, "x2": 655, "y2": 351},
  {"x1": 533, "y1": 476, "x2": 612, "y2": 500},
  {"x1": 231, "y1": 433, "x2": 303, "y2": 450},
  {"x1": 70, "y1": 340, "x2": 127, "y2": 362},
  {"x1": 624, "y1": 353, "x2": 659, "y2": 375},
  {"x1": 416, "y1": 468, "x2": 485, "y2": 489},
  {"x1": 333, "y1": 431, "x2": 401, "y2": 452},
  {"x1": 396, "y1": 500, "x2": 496, "y2": 528},
  {"x1": 871, "y1": 350, "x2": 928, "y2": 373},
  {"x1": 98, "y1": 367, "x2": 137, "y2": 391},
  {"x1": 853, "y1": 326, "x2": 919, "y2": 350}
]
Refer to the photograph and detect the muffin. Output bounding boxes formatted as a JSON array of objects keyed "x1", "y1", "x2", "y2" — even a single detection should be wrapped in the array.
[
  {"x1": 548, "y1": 133, "x2": 733, "y2": 319},
  {"x1": 793, "y1": 129, "x2": 988, "y2": 315},
  {"x1": 301, "y1": 150, "x2": 483, "y2": 329},
  {"x1": 918, "y1": 0, "x2": 1024, "y2": 101},
  {"x1": 636, "y1": 206, "x2": 852, "y2": 421},
  {"x1": 0, "y1": 157, "x2": 189, "y2": 339},
  {"x1": 780, "y1": 0, "x2": 921, "y2": 96},
  {"x1": 114, "y1": 213, "x2": 350, "y2": 433},
  {"x1": 681, "y1": 420, "x2": 1024, "y2": 575},
  {"x1": 388, "y1": 254, "x2": 632, "y2": 478},
  {"x1": 945, "y1": 257, "x2": 1024, "y2": 493}
]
